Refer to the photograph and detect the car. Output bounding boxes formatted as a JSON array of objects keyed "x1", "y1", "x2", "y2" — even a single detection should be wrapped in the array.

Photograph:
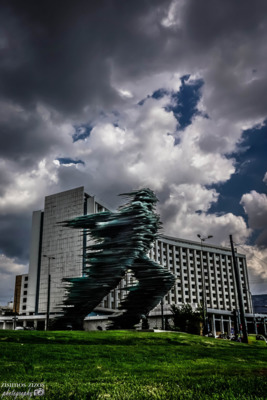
[{"x1": 15, "y1": 326, "x2": 24, "y2": 330}]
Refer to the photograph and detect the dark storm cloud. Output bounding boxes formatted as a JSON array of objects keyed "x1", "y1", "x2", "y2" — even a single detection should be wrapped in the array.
[
  {"x1": 182, "y1": 0, "x2": 267, "y2": 122},
  {"x1": 0, "y1": 107, "x2": 58, "y2": 166},
  {"x1": 256, "y1": 230, "x2": 267, "y2": 248},
  {"x1": 1, "y1": 0, "x2": 267, "y2": 122},
  {"x1": 184, "y1": 0, "x2": 267, "y2": 48},
  {"x1": 0, "y1": 0, "x2": 171, "y2": 116},
  {"x1": 0, "y1": 214, "x2": 31, "y2": 262}
]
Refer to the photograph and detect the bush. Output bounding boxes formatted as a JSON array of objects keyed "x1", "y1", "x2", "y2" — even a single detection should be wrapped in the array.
[{"x1": 171, "y1": 303, "x2": 202, "y2": 334}]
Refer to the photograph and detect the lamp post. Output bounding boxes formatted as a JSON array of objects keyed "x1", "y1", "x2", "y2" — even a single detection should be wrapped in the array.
[
  {"x1": 161, "y1": 299, "x2": 165, "y2": 330},
  {"x1": 43, "y1": 255, "x2": 55, "y2": 331},
  {"x1": 229, "y1": 235, "x2": 248, "y2": 343},
  {"x1": 197, "y1": 234, "x2": 213, "y2": 335},
  {"x1": 13, "y1": 314, "x2": 18, "y2": 330}
]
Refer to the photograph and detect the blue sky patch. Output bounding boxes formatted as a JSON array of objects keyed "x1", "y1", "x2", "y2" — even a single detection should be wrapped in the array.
[
  {"x1": 140, "y1": 75, "x2": 205, "y2": 134},
  {"x1": 138, "y1": 88, "x2": 169, "y2": 106},
  {"x1": 208, "y1": 121, "x2": 267, "y2": 237},
  {"x1": 138, "y1": 76, "x2": 204, "y2": 133},
  {"x1": 151, "y1": 88, "x2": 169, "y2": 100},
  {"x1": 57, "y1": 158, "x2": 85, "y2": 166},
  {"x1": 166, "y1": 75, "x2": 205, "y2": 130},
  {"x1": 72, "y1": 124, "x2": 93, "y2": 142}
]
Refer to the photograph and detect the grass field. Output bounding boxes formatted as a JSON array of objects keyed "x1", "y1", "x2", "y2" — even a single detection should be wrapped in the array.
[{"x1": 0, "y1": 330, "x2": 266, "y2": 399}]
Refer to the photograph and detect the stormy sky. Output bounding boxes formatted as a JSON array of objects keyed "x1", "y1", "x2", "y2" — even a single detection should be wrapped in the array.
[{"x1": 0, "y1": 0, "x2": 267, "y2": 304}]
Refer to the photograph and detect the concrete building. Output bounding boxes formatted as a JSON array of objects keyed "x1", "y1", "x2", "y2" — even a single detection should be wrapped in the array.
[
  {"x1": 148, "y1": 236, "x2": 259, "y2": 335},
  {"x1": 3, "y1": 186, "x2": 266, "y2": 336},
  {"x1": 13, "y1": 274, "x2": 29, "y2": 315},
  {"x1": 10, "y1": 187, "x2": 110, "y2": 329},
  {"x1": 94, "y1": 234, "x2": 258, "y2": 335}
]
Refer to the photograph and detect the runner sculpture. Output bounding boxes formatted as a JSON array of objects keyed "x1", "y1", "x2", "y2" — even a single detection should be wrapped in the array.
[{"x1": 54, "y1": 188, "x2": 175, "y2": 329}]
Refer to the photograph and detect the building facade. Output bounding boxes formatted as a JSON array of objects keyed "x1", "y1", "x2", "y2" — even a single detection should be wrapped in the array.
[
  {"x1": 96, "y1": 234, "x2": 255, "y2": 335},
  {"x1": 12, "y1": 187, "x2": 109, "y2": 328},
  {"x1": 148, "y1": 236, "x2": 256, "y2": 335},
  {"x1": 5, "y1": 186, "x2": 265, "y2": 336},
  {"x1": 150, "y1": 235, "x2": 253, "y2": 313}
]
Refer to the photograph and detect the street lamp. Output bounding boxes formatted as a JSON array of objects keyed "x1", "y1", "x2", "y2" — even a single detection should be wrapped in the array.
[
  {"x1": 197, "y1": 234, "x2": 213, "y2": 335},
  {"x1": 13, "y1": 314, "x2": 18, "y2": 330},
  {"x1": 161, "y1": 298, "x2": 165, "y2": 330},
  {"x1": 229, "y1": 235, "x2": 248, "y2": 343},
  {"x1": 43, "y1": 255, "x2": 55, "y2": 331}
]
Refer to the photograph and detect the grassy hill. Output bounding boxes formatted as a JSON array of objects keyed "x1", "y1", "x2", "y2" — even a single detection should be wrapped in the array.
[{"x1": 0, "y1": 330, "x2": 266, "y2": 399}]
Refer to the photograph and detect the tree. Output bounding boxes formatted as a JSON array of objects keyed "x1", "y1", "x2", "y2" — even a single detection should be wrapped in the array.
[{"x1": 171, "y1": 303, "x2": 202, "y2": 335}]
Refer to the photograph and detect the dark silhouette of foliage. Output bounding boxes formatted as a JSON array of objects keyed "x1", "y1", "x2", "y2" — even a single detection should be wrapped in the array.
[{"x1": 171, "y1": 303, "x2": 202, "y2": 335}]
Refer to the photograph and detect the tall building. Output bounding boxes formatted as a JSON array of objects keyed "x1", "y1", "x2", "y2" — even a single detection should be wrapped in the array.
[
  {"x1": 17, "y1": 187, "x2": 109, "y2": 323},
  {"x1": 5, "y1": 186, "x2": 265, "y2": 336}
]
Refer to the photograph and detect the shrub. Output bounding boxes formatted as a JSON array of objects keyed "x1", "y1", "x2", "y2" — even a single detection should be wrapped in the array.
[{"x1": 171, "y1": 303, "x2": 202, "y2": 334}]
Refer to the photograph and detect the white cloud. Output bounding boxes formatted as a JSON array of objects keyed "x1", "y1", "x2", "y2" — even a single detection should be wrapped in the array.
[
  {"x1": 0, "y1": 94, "x2": 249, "y2": 245},
  {"x1": 238, "y1": 245, "x2": 267, "y2": 295},
  {"x1": 162, "y1": 204, "x2": 250, "y2": 247},
  {"x1": 0, "y1": 159, "x2": 58, "y2": 214},
  {"x1": 64, "y1": 97, "x2": 250, "y2": 248},
  {"x1": 64, "y1": 95, "x2": 238, "y2": 201},
  {"x1": 161, "y1": 0, "x2": 185, "y2": 29},
  {"x1": 241, "y1": 190, "x2": 267, "y2": 230},
  {"x1": 117, "y1": 89, "x2": 133, "y2": 99},
  {"x1": 0, "y1": 254, "x2": 27, "y2": 305},
  {"x1": 240, "y1": 184, "x2": 267, "y2": 248},
  {"x1": 111, "y1": 70, "x2": 183, "y2": 106},
  {"x1": 159, "y1": 182, "x2": 251, "y2": 245}
]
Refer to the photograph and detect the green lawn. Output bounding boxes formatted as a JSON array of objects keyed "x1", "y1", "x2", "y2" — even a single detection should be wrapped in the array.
[{"x1": 0, "y1": 330, "x2": 266, "y2": 399}]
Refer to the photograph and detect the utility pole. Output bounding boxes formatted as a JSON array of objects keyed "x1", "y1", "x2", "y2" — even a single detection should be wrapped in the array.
[
  {"x1": 43, "y1": 255, "x2": 55, "y2": 331},
  {"x1": 229, "y1": 235, "x2": 248, "y2": 343},
  {"x1": 197, "y1": 234, "x2": 213, "y2": 335},
  {"x1": 161, "y1": 299, "x2": 165, "y2": 330},
  {"x1": 13, "y1": 313, "x2": 18, "y2": 330}
]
